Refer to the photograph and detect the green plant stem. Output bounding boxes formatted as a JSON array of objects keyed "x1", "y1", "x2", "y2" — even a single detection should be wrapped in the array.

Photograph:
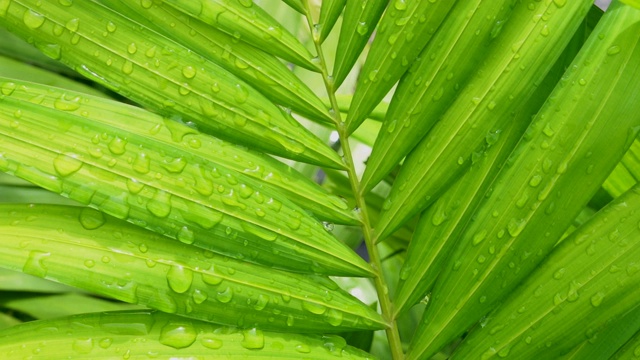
[{"x1": 301, "y1": 3, "x2": 404, "y2": 359}]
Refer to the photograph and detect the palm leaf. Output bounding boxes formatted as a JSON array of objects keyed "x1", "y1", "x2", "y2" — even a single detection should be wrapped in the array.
[
  {"x1": 408, "y1": 2, "x2": 640, "y2": 357},
  {"x1": 0, "y1": 310, "x2": 376, "y2": 358}
]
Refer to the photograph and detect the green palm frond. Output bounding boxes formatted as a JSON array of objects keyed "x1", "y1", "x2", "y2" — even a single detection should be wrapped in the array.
[{"x1": 1, "y1": 0, "x2": 640, "y2": 359}]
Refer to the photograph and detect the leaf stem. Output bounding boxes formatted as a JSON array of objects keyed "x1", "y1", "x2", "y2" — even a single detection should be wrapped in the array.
[{"x1": 301, "y1": 3, "x2": 404, "y2": 359}]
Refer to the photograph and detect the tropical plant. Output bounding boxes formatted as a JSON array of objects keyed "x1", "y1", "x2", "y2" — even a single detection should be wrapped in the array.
[{"x1": 1, "y1": 0, "x2": 640, "y2": 358}]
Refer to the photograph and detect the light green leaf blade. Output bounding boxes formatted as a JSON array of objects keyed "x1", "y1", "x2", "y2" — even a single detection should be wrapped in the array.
[
  {"x1": 0, "y1": 55, "x2": 108, "y2": 98},
  {"x1": 393, "y1": 116, "x2": 530, "y2": 316},
  {"x1": 345, "y1": 0, "x2": 456, "y2": 133},
  {"x1": 392, "y1": 9, "x2": 590, "y2": 315},
  {"x1": 318, "y1": 0, "x2": 345, "y2": 43},
  {"x1": 0, "y1": 310, "x2": 378, "y2": 359},
  {"x1": 612, "y1": 327, "x2": 640, "y2": 359},
  {"x1": 604, "y1": 139, "x2": 640, "y2": 197},
  {"x1": 0, "y1": 79, "x2": 369, "y2": 275},
  {"x1": 1, "y1": 293, "x2": 143, "y2": 320},
  {"x1": 281, "y1": 0, "x2": 306, "y2": 14},
  {"x1": 407, "y1": 3, "x2": 640, "y2": 358},
  {"x1": 0, "y1": 268, "x2": 78, "y2": 293},
  {"x1": 0, "y1": 0, "x2": 342, "y2": 168},
  {"x1": 106, "y1": 0, "x2": 332, "y2": 124},
  {"x1": 0, "y1": 184, "x2": 78, "y2": 205},
  {"x1": 162, "y1": 0, "x2": 318, "y2": 71},
  {"x1": 561, "y1": 305, "x2": 640, "y2": 360},
  {"x1": 331, "y1": 1, "x2": 387, "y2": 90},
  {"x1": 375, "y1": 0, "x2": 594, "y2": 241},
  {"x1": 360, "y1": 0, "x2": 517, "y2": 193},
  {"x1": 451, "y1": 183, "x2": 640, "y2": 359},
  {"x1": 0, "y1": 27, "x2": 76, "y2": 78},
  {"x1": 0, "y1": 314, "x2": 19, "y2": 332},
  {"x1": 0, "y1": 204, "x2": 385, "y2": 333}
]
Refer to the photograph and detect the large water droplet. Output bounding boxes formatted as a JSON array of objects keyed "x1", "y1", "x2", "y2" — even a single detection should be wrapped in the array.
[
  {"x1": 241, "y1": 328, "x2": 264, "y2": 350},
  {"x1": 53, "y1": 153, "x2": 83, "y2": 176},
  {"x1": 72, "y1": 337, "x2": 93, "y2": 354},
  {"x1": 23, "y1": 9, "x2": 45, "y2": 29},
  {"x1": 23, "y1": 250, "x2": 50, "y2": 278},
  {"x1": 216, "y1": 286, "x2": 233, "y2": 303},
  {"x1": 79, "y1": 207, "x2": 106, "y2": 230},
  {"x1": 147, "y1": 190, "x2": 172, "y2": 218},
  {"x1": 159, "y1": 322, "x2": 197, "y2": 349},
  {"x1": 166, "y1": 264, "x2": 193, "y2": 293},
  {"x1": 302, "y1": 301, "x2": 327, "y2": 315}
]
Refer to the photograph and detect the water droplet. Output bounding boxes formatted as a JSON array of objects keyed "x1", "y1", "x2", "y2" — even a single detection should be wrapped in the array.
[
  {"x1": 607, "y1": 46, "x2": 621, "y2": 56},
  {"x1": 147, "y1": 190, "x2": 172, "y2": 218},
  {"x1": 122, "y1": 60, "x2": 134, "y2": 75},
  {"x1": 507, "y1": 218, "x2": 526, "y2": 237},
  {"x1": 295, "y1": 343, "x2": 311, "y2": 353},
  {"x1": 53, "y1": 153, "x2": 83, "y2": 176},
  {"x1": 216, "y1": 286, "x2": 233, "y2": 303},
  {"x1": 106, "y1": 21, "x2": 117, "y2": 33},
  {"x1": 1, "y1": 82, "x2": 16, "y2": 95},
  {"x1": 166, "y1": 264, "x2": 193, "y2": 293},
  {"x1": 201, "y1": 336, "x2": 223, "y2": 349},
  {"x1": 356, "y1": 21, "x2": 368, "y2": 35},
  {"x1": 23, "y1": 251, "x2": 50, "y2": 278},
  {"x1": 132, "y1": 152, "x2": 150, "y2": 174},
  {"x1": 98, "y1": 338, "x2": 112, "y2": 349},
  {"x1": 472, "y1": 230, "x2": 487, "y2": 245},
  {"x1": 72, "y1": 338, "x2": 93, "y2": 354},
  {"x1": 140, "y1": 0, "x2": 153, "y2": 9},
  {"x1": 302, "y1": 301, "x2": 327, "y2": 314},
  {"x1": 65, "y1": 18, "x2": 79, "y2": 32},
  {"x1": 553, "y1": 0, "x2": 566, "y2": 7},
  {"x1": 159, "y1": 322, "x2": 197, "y2": 349},
  {"x1": 239, "y1": 328, "x2": 264, "y2": 350},
  {"x1": 325, "y1": 308, "x2": 343, "y2": 326},
  {"x1": 177, "y1": 226, "x2": 195, "y2": 245},
  {"x1": 54, "y1": 95, "x2": 81, "y2": 111},
  {"x1": 108, "y1": 136, "x2": 127, "y2": 155},
  {"x1": 182, "y1": 66, "x2": 196, "y2": 79},
  {"x1": 79, "y1": 207, "x2": 106, "y2": 230},
  {"x1": 161, "y1": 157, "x2": 187, "y2": 173},
  {"x1": 590, "y1": 292, "x2": 604, "y2": 307},
  {"x1": 23, "y1": 9, "x2": 45, "y2": 29}
]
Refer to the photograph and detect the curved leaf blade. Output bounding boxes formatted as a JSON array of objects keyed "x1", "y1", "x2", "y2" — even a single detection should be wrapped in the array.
[
  {"x1": 331, "y1": 0, "x2": 387, "y2": 90},
  {"x1": 345, "y1": 0, "x2": 456, "y2": 133},
  {"x1": 451, "y1": 183, "x2": 640, "y2": 359},
  {"x1": 0, "y1": 80, "x2": 370, "y2": 276},
  {"x1": 360, "y1": 0, "x2": 517, "y2": 193},
  {"x1": 162, "y1": 0, "x2": 319, "y2": 71},
  {"x1": 0, "y1": 204, "x2": 385, "y2": 332},
  {"x1": 375, "y1": 0, "x2": 594, "y2": 240},
  {"x1": 318, "y1": 0, "x2": 346, "y2": 43},
  {"x1": 281, "y1": 0, "x2": 306, "y2": 14},
  {"x1": 108, "y1": 0, "x2": 332, "y2": 124},
  {"x1": 0, "y1": 0, "x2": 342, "y2": 168},
  {"x1": 407, "y1": 3, "x2": 640, "y2": 357},
  {"x1": 0, "y1": 310, "x2": 379, "y2": 358}
]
